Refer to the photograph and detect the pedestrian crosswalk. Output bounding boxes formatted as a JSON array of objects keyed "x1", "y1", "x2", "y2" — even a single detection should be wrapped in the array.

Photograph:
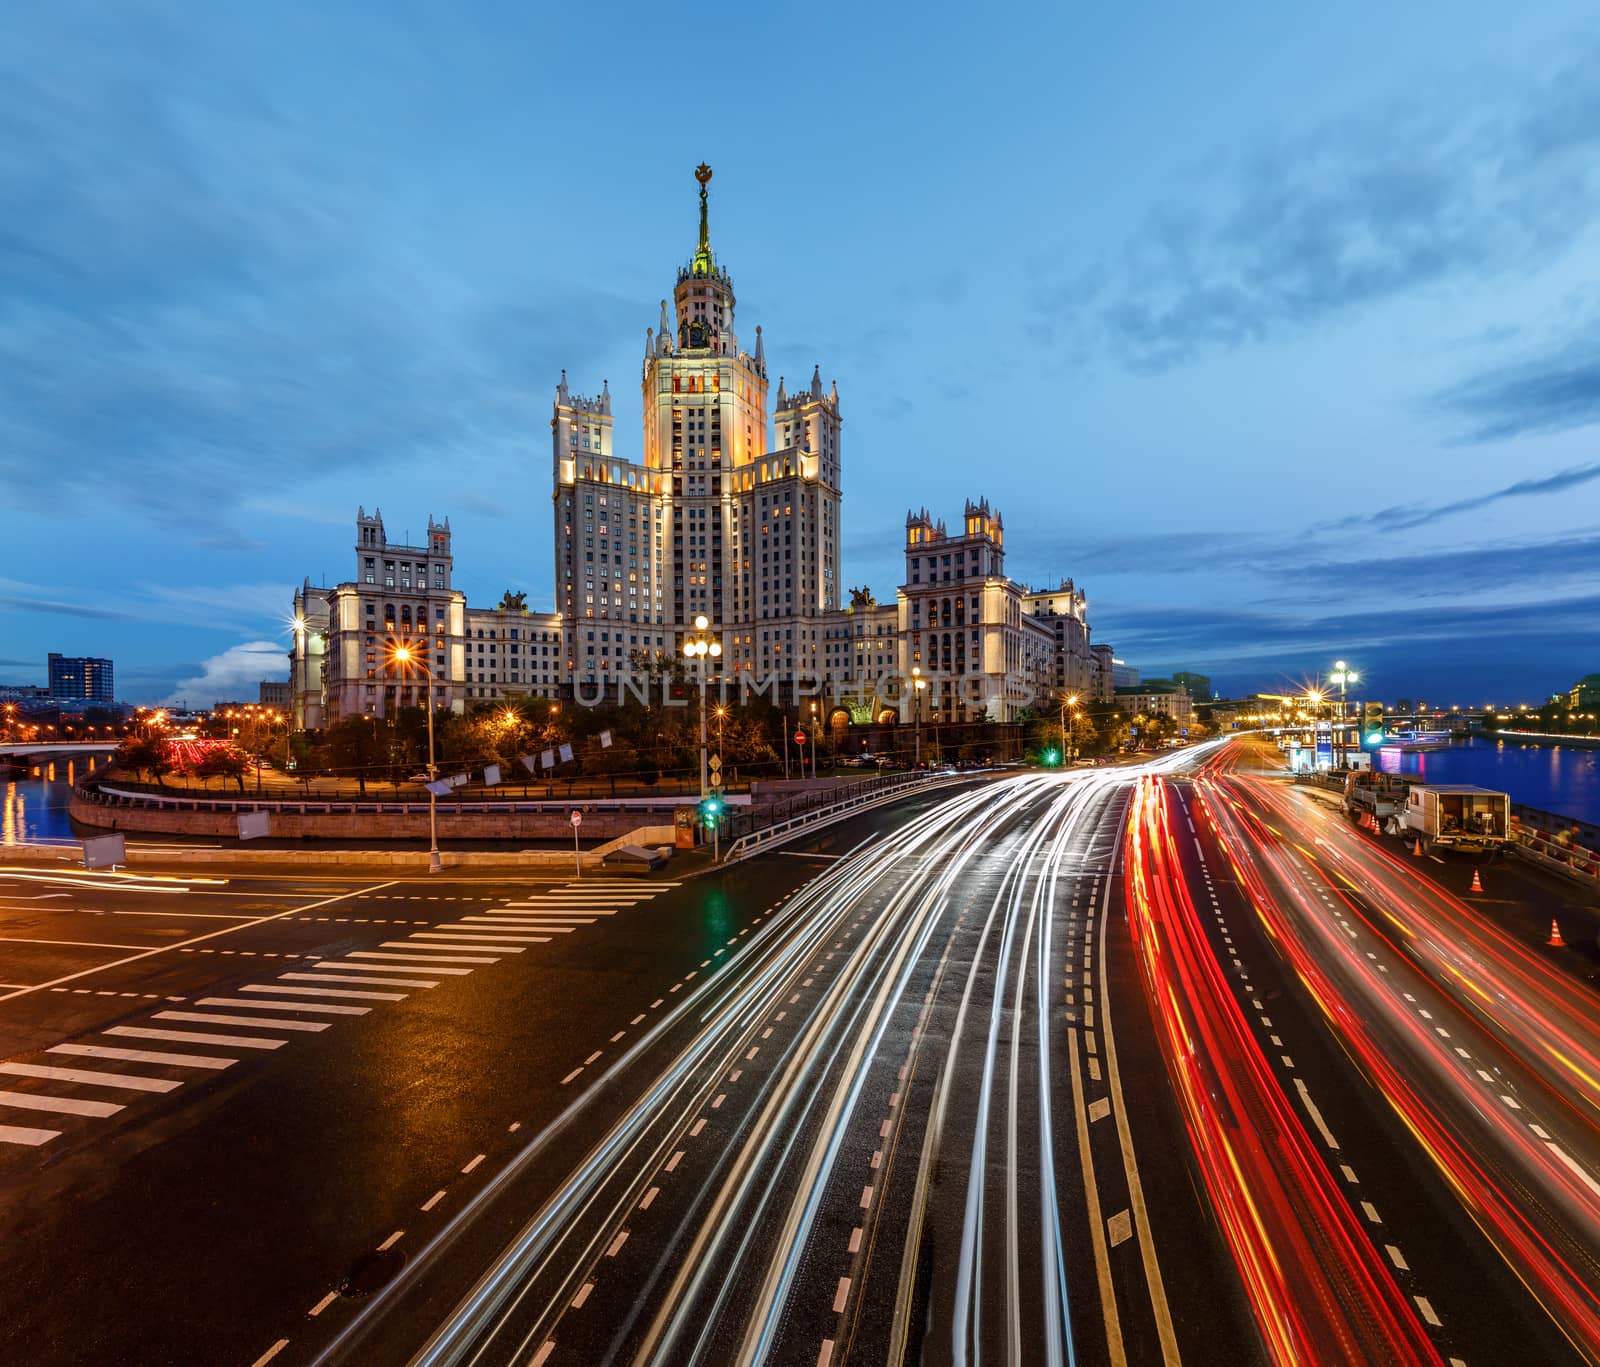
[{"x1": 0, "y1": 880, "x2": 679, "y2": 1151}]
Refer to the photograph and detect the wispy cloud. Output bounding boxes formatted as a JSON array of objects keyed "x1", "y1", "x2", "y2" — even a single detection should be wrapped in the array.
[
  {"x1": 1436, "y1": 324, "x2": 1600, "y2": 441},
  {"x1": 1321, "y1": 461, "x2": 1600, "y2": 531},
  {"x1": 1041, "y1": 45, "x2": 1600, "y2": 372}
]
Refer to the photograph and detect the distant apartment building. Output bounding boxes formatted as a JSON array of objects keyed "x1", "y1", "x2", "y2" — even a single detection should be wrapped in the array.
[
  {"x1": 258, "y1": 681, "x2": 291, "y2": 710},
  {"x1": 1561, "y1": 673, "x2": 1600, "y2": 712},
  {"x1": 47, "y1": 653, "x2": 114, "y2": 704},
  {"x1": 1114, "y1": 685, "x2": 1195, "y2": 724},
  {"x1": 1172, "y1": 671, "x2": 1212, "y2": 702}
]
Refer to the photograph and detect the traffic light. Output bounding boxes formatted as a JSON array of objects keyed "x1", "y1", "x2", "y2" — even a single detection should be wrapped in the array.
[
  {"x1": 1043, "y1": 748, "x2": 1060, "y2": 766},
  {"x1": 698, "y1": 794, "x2": 724, "y2": 829},
  {"x1": 1363, "y1": 701, "x2": 1385, "y2": 746}
]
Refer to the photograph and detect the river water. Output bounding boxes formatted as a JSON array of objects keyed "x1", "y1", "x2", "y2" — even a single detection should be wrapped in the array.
[{"x1": 1374, "y1": 736, "x2": 1600, "y2": 827}]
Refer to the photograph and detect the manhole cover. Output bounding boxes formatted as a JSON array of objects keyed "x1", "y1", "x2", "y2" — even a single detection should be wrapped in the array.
[{"x1": 340, "y1": 1247, "x2": 406, "y2": 1297}]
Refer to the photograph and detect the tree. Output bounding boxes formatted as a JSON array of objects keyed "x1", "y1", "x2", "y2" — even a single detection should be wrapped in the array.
[
  {"x1": 113, "y1": 737, "x2": 172, "y2": 786},
  {"x1": 191, "y1": 748, "x2": 248, "y2": 792},
  {"x1": 325, "y1": 717, "x2": 386, "y2": 795}
]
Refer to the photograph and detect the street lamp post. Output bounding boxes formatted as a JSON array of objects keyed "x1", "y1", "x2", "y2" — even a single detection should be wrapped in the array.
[
  {"x1": 1061, "y1": 692, "x2": 1080, "y2": 763},
  {"x1": 391, "y1": 640, "x2": 442, "y2": 874},
  {"x1": 682, "y1": 615, "x2": 722, "y2": 801},
  {"x1": 1330, "y1": 660, "x2": 1359, "y2": 766},
  {"x1": 912, "y1": 665, "x2": 925, "y2": 765}
]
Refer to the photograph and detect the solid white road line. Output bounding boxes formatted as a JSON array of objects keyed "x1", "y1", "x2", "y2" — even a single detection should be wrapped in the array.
[
  {"x1": 375, "y1": 941, "x2": 495, "y2": 954},
  {"x1": 284, "y1": 972, "x2": 435, "y2": 988},
  {"x1": 243, "y1": 983, "x2": 404, "y2": 1002},
  {"x1": 0, "y1": 1061, "x2": 180, "y2": 1092},
  {"x1": 355, "y1": 949, "x2": 497, "y2": 964},
  {"x1": 0, "y1": 1123, "x2": 60, "y2": 1146},
  {"x1": 410, "y1": 933, "x2": 548, "y2": 946},
  {"x1": 156, "y1": 1010, "x2": 328, "y2": 1033},
  {"x1": 197, "y1": 997, "x2": 369, "y2": 1016},
  {"x1": 336, "y1": 957, "x2": 475, "y2": 974},
  {"x1": 107, "y1": 1026, "x2": 286, "y2": 1051},
  {"x1": 467, "y1": 915, "x2": 598, "y2": 928},
  {"x1": 0, "y1": 1089, "x2": 122, "y2": 1118},
  {"x1": 49, "y1": 1043, "x2": 237, "y2": 1069}
]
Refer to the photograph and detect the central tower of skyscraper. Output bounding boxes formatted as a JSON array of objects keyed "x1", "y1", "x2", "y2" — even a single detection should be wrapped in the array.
[{"x1": 553, "y1": 167, "x2": 843, "y2": 691}]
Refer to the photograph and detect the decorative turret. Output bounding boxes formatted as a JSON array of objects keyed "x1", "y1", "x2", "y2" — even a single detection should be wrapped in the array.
[
  {"x1": 754, "y1": 324, "x2": 765, "y2": 373},
  {"x1": 672, "y1": 164, "x2": 736, "y2": 355},
  {"x1": 810, "y1": 365, "x2": 823, "y2": 400},
  {"x1": 600, "y1": 378, "x2": 611, "y2": 416},
  {"x1": 776, "y1": 375, "x2": 787, "y2": 408},
  {"x1": 557, "y1": 369, "x2": 569, "y2": 405}
]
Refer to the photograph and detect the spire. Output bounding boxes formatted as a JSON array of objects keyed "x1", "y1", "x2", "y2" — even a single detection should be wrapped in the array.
[
  {"x1": 659, "y1": 297, "x2": 672, "y2": 337},
  {"x1": 645, "y1": 327, "x2": 653, "y2": 358},
  {"x1": 810, "y1": 364, "x2": 823, "y2": 399},
  {"x1": 776, "y1": 375, "x2": 787, "y2": 408},
  {"x1": 829, "y1": 378, "x2": 839, "y2": 407},
  {"x1": 557, "y1": 369, "x2": 569, "y2": 404},
  {"x1": 600, "y1": 378, "x2": 611, "y2": 415},
  {"x1": 754, "y1": 324, "x2": 764, "y2": 371},
  {"x1": 692, "y1": 163, "x2": 714, "y2": 275}
]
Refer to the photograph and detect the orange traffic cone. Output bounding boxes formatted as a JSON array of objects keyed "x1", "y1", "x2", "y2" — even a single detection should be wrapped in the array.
[
  {"x1": 1548, "y1": 919, "x2": 1567, "y2": 948},
  {"x1": 1411, "y1": 838, "x2": 1423, "y2": 857},
  {"x1": 1469, "y1": 868, "x2": 1483, "y2": 894}
]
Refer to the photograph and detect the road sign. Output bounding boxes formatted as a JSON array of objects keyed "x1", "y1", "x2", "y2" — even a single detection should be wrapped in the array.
[
  {"x1": 795, "y1": 730, "x2": 807, "y2": 746},
  {"x1": 569, "y1": 810, "x2": 583, "y2": 827}
]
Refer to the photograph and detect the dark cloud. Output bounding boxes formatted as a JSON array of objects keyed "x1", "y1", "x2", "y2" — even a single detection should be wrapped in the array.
[
  {"x1": 1321, "y1": 461, "x2": 1600, "y2": 531},
  {"x1": 1101, "y1": 591, "x2": 1600, "y2": 700},
  {"x1": 0, "y1": 594, "x2": 136, "y2": 621},
  {"x1": 1042, "y1": 48, "x2": 1600, "y2": 371},
  {"x1": 1437, "y1": 332, "x2": 1600, "y2": 442},
  {"x1": 1282, "y1": 531, "x2": 1600, "y2": 593}
]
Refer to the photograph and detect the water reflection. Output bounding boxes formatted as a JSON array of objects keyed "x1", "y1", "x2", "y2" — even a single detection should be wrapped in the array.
[
  {"x1": 1375, "y1": 737, "x2": 1599, "y2": 824},
  {"x1": 1, "y1": 779, "x2": 79, "y2": 845}
]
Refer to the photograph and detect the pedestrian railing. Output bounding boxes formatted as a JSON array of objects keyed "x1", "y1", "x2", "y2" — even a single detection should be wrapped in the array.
[{"x1": 720, "y1": 770, "x2": 977, "y2": 863}]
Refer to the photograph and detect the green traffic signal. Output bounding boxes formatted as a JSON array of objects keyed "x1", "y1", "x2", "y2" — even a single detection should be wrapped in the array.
[{"x1": 1043, "y1": 749, "x2": 1060, "y2": 766}]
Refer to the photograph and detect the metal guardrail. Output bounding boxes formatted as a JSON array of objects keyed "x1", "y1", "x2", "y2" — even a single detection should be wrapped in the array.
[
  {"x1": 76, "y1": 783, "x2": 698, "y2": 820},
  {"x1": 720, "y1": 770, "x2": 979, "y2": 863}
]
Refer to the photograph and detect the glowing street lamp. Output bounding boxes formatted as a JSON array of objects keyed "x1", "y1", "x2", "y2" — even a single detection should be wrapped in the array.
[
  {"x1": 682, "y1": 614, "x2": 722, "y2": 802},
  {"x1": 390, "y1": 639, "x2": 442, "y2": 874}
]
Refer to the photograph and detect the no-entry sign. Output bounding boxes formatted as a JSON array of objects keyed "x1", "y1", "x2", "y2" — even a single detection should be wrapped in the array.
[
  {"x1": 794, "y1": 730, "x2": 807, "y2": 746},
  {"x1": 570, "y1": 810, "x2": 583, "y2": 827}
]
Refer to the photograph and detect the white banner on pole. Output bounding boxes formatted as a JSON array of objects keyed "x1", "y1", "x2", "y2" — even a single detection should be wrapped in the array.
[
  {"x1": 237, "y1": 810, "x2": 271, "y2": 840},
  {"x1": 450, "y1": 773, "x2": 469, "y2": 788},
  {"x1": 483, "y1": 763, "x2": 501, "y2": 787},
  {"x1": 558, "y1": 743, "x2": 574, "y2": 763},
  {"x1": 541, "y1": 748, "x2": 556, "y2": 770},
  {"x1": 520, "y1": 755, "x2": 537, "y2": 774},
  {"x1": 426, "y1": 779, "x2": 454, "y2": 797},
  {"x1": 599, "y1": 729, "x2": 613, "y2": 748},
  {"x1": 82, "y1": 833, "x2": 126, "y2": 869}
]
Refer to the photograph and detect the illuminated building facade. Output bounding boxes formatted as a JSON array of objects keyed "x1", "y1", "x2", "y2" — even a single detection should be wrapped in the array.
[
  {"x1": 287, "y1": 169, "x2": 1119, "y2": 732},
  {"x1": 554, "y1": 164, "x2": 842, "y2": 695}
]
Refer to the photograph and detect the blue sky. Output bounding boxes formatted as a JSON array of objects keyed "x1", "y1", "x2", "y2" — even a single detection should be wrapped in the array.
[{"x1": 4, "y1": 2, "x2": 1599, "y2": 706}]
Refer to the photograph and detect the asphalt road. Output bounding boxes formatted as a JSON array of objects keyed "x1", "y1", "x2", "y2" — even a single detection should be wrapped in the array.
[{"x1": 3, "y1": 738, "x2": 1593, "y2": 1366}]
